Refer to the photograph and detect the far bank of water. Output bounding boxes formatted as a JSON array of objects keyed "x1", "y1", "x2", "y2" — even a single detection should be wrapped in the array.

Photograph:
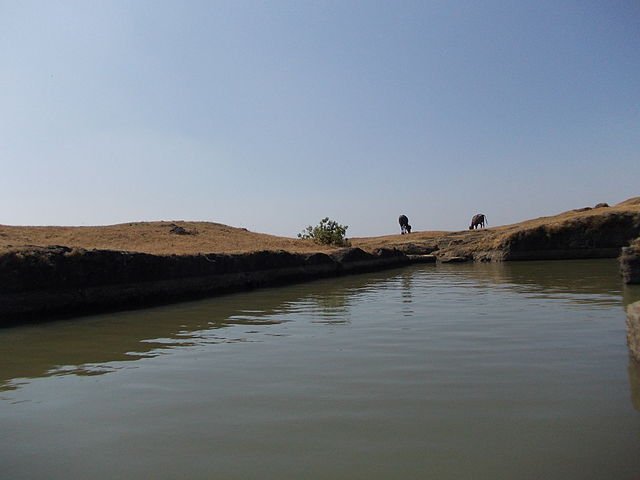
[{"x1": 1, "y1": 259, "x2": 639, "y2": 479}]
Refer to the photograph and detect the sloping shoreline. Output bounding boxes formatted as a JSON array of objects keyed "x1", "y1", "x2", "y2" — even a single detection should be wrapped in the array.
[
  {"x1": 2, "y1": 198, "x2": 640, "y2": 323},
  {"x1": 354, "y1": 203, "x2": 640, "y2": 263}
]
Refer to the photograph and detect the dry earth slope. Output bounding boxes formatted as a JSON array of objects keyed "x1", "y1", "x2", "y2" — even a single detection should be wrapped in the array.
[
  {"x1": 352, "y1": 197, "x2": 640, "y2": 261},
  {"x1": 0, "y1": 197, "x2": 639, "y2": 261}
]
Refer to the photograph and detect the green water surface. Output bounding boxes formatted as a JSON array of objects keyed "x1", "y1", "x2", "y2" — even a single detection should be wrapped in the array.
[{"x1": 1, "y1": 259, "x2": 639, "y2": 479}]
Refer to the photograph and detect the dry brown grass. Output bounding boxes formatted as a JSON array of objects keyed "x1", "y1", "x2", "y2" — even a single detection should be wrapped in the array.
[
  {"x1": 1, "y1": 197, "x2": 638, "y2": 256},
  {"x1": 0, "y1": 221, "x2": 338, "y2": 255}
]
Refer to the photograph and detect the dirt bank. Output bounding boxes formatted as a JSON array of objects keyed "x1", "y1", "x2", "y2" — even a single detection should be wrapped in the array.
[{"x1": 353, "y1": 198, "x2": 640, "y2": 261}]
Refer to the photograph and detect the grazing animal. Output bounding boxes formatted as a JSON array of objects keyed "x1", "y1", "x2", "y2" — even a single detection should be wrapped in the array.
[
  {"x1": 469, "y1": 214, "x2": 487, "y2": 230},
  {"x1": 399, "y1": 215, "x2": 412, "y2": 234}
]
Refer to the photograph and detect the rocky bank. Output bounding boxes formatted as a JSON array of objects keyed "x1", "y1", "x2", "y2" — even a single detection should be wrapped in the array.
[
  {"x1": 2, "y1": 197, "x2": 640, "y2": 323},
  {"x1": 628, "y1": 301, "x2": 640, "y2": 362},
  {"x1": 620, "y1": 237, "x2": 640, "y2": 284},
  {"x1": 0, "y1": 246, "x2": 419, "y2": 323},
  {"x1": 356, "y1": 200, "x2": 640, "y2": 262}
]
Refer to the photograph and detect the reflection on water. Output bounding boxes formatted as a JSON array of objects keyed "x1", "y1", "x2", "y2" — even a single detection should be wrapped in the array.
[
  {"x1": 1, "y1": 259, "x2": 639, "y2": 480},
  {"x1": 448, "y1": 259, "x2": 627, "y2": 305},
  {"x1": 0, "y1": 260, "x2": 635, "y2": 392},
  {"x1": 0, "y1": 272, "x2": 418, "y2": 391},
  {"x1": 400, "y1": 271, "x2": 414, "y2": 317},
  {"x1": 630, "y1": 359, "x2": 640, "y2": 411}
]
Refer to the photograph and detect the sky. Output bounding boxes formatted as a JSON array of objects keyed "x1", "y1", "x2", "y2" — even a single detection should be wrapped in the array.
[{"x1": 1, "y1": 1, "x2": 639, "y2": 237}]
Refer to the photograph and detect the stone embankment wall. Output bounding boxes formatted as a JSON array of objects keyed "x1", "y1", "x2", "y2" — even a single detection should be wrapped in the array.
[
  {"x1": 628, "y1": 301, "x2": 640, "y2": 362},
  {"x1": 0, "y1": 246, "x2": 419, "y2": 323},
  {"x1": 620, "y1": 239, "x2": 640, "y2": 284},
  {"x1": 501, "y1": 213, "x2": 640, "y2": 261}
]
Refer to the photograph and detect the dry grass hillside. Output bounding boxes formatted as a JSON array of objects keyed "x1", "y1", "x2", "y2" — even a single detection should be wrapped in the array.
[
  {"x1": 1, "y1": 197, "x2": 639, "y2": 258},
  {"x1": 352, "y1": 198, "x2": 640, "y2": 259},
  {"x1": 0, "y1": 221, "x2": 335, "y2": 255}
]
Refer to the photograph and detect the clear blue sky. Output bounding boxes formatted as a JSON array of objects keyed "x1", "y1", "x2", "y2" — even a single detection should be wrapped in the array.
[{"x1": 2, "y1": 1, "x2": 639, "y2": 237}]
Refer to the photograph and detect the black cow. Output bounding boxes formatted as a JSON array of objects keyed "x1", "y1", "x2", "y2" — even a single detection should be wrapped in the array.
[
  {"x1": 469, "y1": 214, "x2": 487, "y2": 230},
  {"x1": 399, "y1": 215, "x2": 411, "y2": 234}
]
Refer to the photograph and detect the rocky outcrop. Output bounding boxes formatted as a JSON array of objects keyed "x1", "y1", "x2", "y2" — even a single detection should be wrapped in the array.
[
  {"x1": 628, "y1": 301, "x2": 640, "y2": 362},
  {"x1": 500, "y1": 213, "x2": 640, "y2": 261},
  {"x1": 0, "y1": 246, "x2": 415, "y2": 323},
  {"x1": 620, "y1": 238, "x2": 640, "y2": 284},
  {"x1": 169, "y1": 223, "x2": 196, "y2": 235},
  {"x1": 439, "y1": 256, "x2": 470, "y2": 263},
  {"x1": 394, "y1": 242, "x2": 438, "y2": 255},
  {"x1": 332, "y1": 247, "x2": 412, "y2": 272}
]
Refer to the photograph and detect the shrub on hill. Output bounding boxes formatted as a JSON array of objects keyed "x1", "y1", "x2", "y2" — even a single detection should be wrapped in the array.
[{"x1": 298, "y1": 217, "x2": 350, "y2": 247}]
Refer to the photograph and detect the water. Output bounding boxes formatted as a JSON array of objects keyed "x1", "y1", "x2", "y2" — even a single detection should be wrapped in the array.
[{"x1": 1, "y1": 259, "x2": 639, "y2": 479}]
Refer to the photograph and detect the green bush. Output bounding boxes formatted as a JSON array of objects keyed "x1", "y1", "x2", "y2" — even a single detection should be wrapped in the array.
[{"x1": 298, "y1": 217, "x2": 350, "y2": 246}]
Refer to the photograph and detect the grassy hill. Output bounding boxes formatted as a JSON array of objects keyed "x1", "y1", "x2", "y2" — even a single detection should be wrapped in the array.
[
  {"x1": 0, "y1": 221, "x2": 334, "y2": 255},
  {"x1": 1, "y1": 197, "x2": 639, "y2": 259}
]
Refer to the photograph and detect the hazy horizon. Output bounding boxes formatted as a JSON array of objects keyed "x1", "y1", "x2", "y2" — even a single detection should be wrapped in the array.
[{"x1": 2, "y1": 1, "x2": 639, "y2": 237}]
